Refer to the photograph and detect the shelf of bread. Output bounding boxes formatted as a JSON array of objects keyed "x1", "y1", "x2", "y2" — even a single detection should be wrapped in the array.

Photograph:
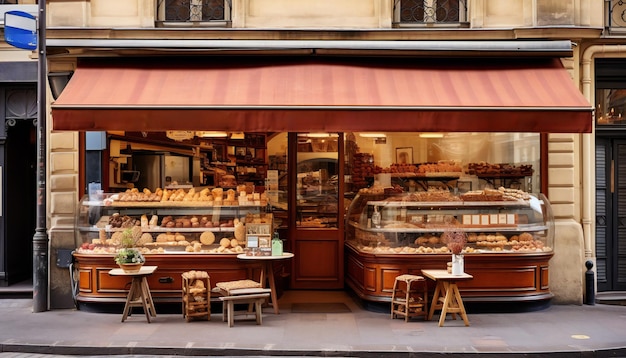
[
  {"x1": 350, "y1": 229, "x2": 551, "y2": 255},
  {"x1": 89, "y1": 186, "x2": 269, "y2": 207},
  {"x1": 75, "y1": 192, "x2": 273, "y2": 255},
  {"x1": 76, "y1": 224, "x2": 248, "y2": 255},
  {"x1": 349, "y1": 221, "x2": 548, "y2": 233}
]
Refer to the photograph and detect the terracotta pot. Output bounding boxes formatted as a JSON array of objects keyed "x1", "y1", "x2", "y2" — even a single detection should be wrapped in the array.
[{"x1": 119, "y1": 262, "x2": 143, "y2": 273}]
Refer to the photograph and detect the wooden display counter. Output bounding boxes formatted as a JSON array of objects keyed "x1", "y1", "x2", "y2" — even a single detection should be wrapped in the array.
[
  {"x1": 73, "y1": 253, "x2": 286, "y2": 306},
  {"x1": 345, "y1": 244, "x2": 554, "y2": 304}
]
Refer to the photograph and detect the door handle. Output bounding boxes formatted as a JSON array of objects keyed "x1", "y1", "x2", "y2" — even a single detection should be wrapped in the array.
[{"x1": 158, "y1": 276, "x2": 174, "y2": 284}]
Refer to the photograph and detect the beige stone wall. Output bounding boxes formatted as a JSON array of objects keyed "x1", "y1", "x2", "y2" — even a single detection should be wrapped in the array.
[
  {"x1": 47, "y1": 0, "x2": 603, "y2": 29},
  {"x1": 471, "y1": 0, "x2": 602, "y2": 28},
  {"x1": 232, "y1": 0, "x2": 391, "y2": 28},
  {"x1": 544, "y1": 56, "x2": 585, "y2": 305},
  {"x1": 48, "y1": 130, "x2": 79, "y2": 309},
  {"x1": 48, "y1": 0, "x2": 153, "y2": 28},
  {"x1": 547, "y1": 134, "x2": 584, "y2": 304}
]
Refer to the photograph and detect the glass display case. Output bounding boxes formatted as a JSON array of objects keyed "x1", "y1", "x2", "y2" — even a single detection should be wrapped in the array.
[
  {"x1": 345, "y1": 187, "x2": 554, "y2": 255},
  {"x1": 74, "y1": 189, "x2": 272, "y2": 256}
]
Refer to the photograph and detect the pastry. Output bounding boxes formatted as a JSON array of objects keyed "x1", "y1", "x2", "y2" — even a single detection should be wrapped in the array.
[{"x1": 137, "y1": 233, "x2": 153, "y2": 245}]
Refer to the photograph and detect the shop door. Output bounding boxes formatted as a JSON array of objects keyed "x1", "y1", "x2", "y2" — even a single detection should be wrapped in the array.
[
  {"x1": 288, "y1": 133, "x2": 344, "y2": 289},
  {"x1": 596, "y1": 137, "x2": 626, "y2": 292}
]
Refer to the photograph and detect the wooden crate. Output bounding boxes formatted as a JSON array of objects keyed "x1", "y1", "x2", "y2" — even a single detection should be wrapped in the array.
[{"x1": 182, "y1": 272, "x2": 211, "y2": 322}]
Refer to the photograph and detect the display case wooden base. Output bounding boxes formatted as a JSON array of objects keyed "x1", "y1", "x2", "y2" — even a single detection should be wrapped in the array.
[
  {"x1": 73, "y1": 253, "x2": 265, "y2": 306},
  {"x1": 345, "y1": 244, "x2": 554, "y2": 304}
]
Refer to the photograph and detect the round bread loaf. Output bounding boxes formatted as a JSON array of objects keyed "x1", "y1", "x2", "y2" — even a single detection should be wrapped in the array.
[{"x1": 199, "y1": 231, "x2": 215, "y2": 245}]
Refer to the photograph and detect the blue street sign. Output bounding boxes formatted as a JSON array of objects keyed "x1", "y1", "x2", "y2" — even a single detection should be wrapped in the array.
[{"x1": 4, "y1": 10, "x2": 37, "y2": 50}]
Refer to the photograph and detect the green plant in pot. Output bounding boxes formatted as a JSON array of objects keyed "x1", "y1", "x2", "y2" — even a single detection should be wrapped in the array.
[{"x1": 114, "y1": 228, "x2": 146, "y2": 272}]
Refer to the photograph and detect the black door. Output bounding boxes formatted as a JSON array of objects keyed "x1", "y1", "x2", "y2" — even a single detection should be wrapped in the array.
[
  {"x1": 596, "y1": 138, "x2": 626, "y2": 291},
  {"x1": 0, "y1": 87, "x2": 37, "y2": 286}
]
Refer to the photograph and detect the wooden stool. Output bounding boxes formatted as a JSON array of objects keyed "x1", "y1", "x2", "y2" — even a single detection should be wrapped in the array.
[
  {"x1": 213, "y1": 280, "x2": 271, "y2": 327},
  {"x1": 219, "y1": 289, "x2": 271, "y2": 327},
  {"x1": 391, "y1": 274, "x2": 428, "y2": 322}
]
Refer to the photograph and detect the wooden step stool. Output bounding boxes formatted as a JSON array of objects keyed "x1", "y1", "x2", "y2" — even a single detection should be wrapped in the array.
[
  {"x1": 391, "y1": 274, "x2": 428, "y2": 322},
  {"x1": 214, "y1": 279, "x2": 271, "y2": 327},
  {"x1": 181, "y1": 271, "x2": 211, "y2": 322}
]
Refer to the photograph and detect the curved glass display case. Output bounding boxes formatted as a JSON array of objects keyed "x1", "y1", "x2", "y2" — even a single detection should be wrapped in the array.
[
  {"x1": 344, "y1": 187, "x2": 556, "y2": 304},
  {"x1": 346, "y1": 188, "x2": 554, "y2": 255}
]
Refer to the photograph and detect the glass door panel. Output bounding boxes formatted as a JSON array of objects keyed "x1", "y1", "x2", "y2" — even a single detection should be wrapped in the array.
[{"x1": 296, "y1": 133, "x2": 339, "y2": 228}]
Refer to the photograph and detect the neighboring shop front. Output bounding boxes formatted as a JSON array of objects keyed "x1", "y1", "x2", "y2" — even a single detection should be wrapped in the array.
[
  {"x1": 592, "y1": 56, "x2": 626, "y2": 293},
  {"x1": 46, "y1": 41, "x2": 592, "y2": 309}
]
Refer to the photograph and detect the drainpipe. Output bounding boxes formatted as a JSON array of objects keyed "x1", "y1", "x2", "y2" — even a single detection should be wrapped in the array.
[{"x1": 581, "y1": 44, "x2": 626, "y2": 260}]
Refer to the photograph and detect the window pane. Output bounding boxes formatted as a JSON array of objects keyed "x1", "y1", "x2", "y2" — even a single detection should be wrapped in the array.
[
  {"x1": 297, "y1": 133, "x2": 339, "y2": 229},
  {"x1": 596, "y1": 89, "x2": 626, "y2": 125}
]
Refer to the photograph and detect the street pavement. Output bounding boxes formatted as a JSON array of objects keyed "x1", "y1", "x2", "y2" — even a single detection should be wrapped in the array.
[{"x1": 1, "y1": 290, "x2": 626, "y2": 357}]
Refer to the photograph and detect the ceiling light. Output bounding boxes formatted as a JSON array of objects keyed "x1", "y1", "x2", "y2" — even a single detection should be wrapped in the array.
[
  {"x1": 419, "y1": 133, "x2": 445, "y2": 138},
  {"x1": 306, "y1": 133, "x2": 331, "y2": 138},
  {"x1": 197, "y1": 131, "x2": 228, "y2": 138},
  {"x1": 359, "y1": 133, "x2": 386, "y2": 138},
  {"x1": 230, "y1": 132, "x2": 245, "y2": 139}
]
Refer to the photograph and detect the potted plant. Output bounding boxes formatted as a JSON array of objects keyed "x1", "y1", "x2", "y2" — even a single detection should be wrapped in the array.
[{"x1": 114, "y1": 228, "x2": 145, "y2": 273}]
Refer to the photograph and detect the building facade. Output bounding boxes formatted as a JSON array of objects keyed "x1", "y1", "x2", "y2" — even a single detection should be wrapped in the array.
[{"x1": 23, "y1": 0, "x2": 618, "y2": 309}]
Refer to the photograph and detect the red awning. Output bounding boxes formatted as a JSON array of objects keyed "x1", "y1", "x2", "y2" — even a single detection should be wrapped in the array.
[{"x1": 51, "y1": 57, "x2": 592, "y2": 133}]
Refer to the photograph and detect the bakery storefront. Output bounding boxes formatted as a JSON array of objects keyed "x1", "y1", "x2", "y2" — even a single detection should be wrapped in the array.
[{"x1": 50, "y1": 44, "x2": 592, "y2": 309}]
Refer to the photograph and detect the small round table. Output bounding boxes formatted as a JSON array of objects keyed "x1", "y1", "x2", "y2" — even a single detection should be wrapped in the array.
[{"x1": 237, "y1": 252, "x2": 294, "y2": 314}]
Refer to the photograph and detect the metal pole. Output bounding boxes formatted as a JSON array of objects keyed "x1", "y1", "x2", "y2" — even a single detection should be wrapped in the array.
[
  {"x1": 584, "y1": 260, "x2": 595, "y2": 305},
  {"x1": 33, "y1": 0, "x2": 48, "y2": 312}
]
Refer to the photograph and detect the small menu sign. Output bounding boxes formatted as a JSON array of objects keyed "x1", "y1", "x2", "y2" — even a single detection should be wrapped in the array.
[{"x1": 166, "y1": 131, "x2": 195, "y2": 141}]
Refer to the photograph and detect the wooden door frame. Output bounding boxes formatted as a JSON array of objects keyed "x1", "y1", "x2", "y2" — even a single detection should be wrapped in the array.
[{"x1": 287, "y1": 132, "x2": 345, "y2": 289}]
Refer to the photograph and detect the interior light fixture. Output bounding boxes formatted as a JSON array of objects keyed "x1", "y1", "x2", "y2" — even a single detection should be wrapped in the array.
[
  {"x1": 419, "y1": 133, "x2": 445, "y2": 138},
  {"x1": 230, "y1": 132, "x2": 245, "y2": 140},
  {"x1": 196, "y1": 131, "x2": 228, "y2": 138},
  {"x1": 359, "y1": 133, "x2": 387, "y2": 138}
]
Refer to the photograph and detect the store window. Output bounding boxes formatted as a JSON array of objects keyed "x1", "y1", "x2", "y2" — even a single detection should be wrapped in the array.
[{"x1": 347, "y1": 132, "x2": 540, "y2": 195}]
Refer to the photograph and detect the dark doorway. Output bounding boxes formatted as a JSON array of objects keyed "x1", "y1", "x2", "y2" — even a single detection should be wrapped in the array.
[
  {"x1": 595, "y1": 138, "x2": 626, "y2": 292},
  {"x1": 0, "y1": 87, "x2": 37, "y2": 286}
]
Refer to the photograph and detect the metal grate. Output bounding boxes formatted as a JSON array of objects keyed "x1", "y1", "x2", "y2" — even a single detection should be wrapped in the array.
[
  {"x1": 157, "y1": 0, "x2": 231, "y2": 25},
  {"x1": 394, "y1": 0, "x2": 467, "y2": 26},
  {"x1": 606, "y1": 0, "x2": 626, "y2": 33}
]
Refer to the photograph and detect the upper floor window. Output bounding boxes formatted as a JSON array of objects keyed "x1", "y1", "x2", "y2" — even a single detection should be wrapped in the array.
[
  {"x1": 157, "y1": 0, "x2": 231, "y2": 27},
  {"x1": 606, "y1": 0, "x2": 626, "y2": 34},
  {"x1": 596, "y1": 59, "x2": 626, "y2": 127},
  {"x1": 394, "y1": 0, "x2": 468, "y2": 27}
]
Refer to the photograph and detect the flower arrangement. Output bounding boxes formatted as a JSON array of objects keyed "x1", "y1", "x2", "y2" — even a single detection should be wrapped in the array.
[
  {"x1": 114, "y1": 228, "x2": 145, "y2": 265},
  {"x1": 114, "y1": 247, "x2": 145, "y2": 265},
  {"x1": 441, "y1": 230, "x2": 467, "y2": 255}
]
